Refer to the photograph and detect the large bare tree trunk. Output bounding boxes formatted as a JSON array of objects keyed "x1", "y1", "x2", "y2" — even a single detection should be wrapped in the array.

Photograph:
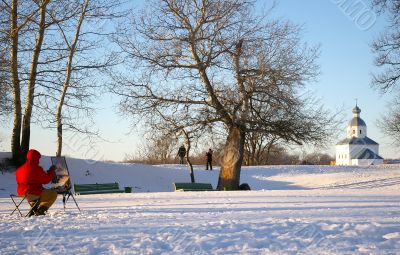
[
  {"x1": 217, "y1": 126, "x2": 245, "y2": 190},
  {"x1": 10, "y1": 0, "x2": 22, "y2": 164},
  {"x1": 20, "y1": 0, "x2": 49, "y2": 158}
]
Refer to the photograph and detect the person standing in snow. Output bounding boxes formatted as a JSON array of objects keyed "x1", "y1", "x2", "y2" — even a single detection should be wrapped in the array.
[
  {"x1": 177, "y1": 145, "x2": 186, "y2": 164},
  {"x1": 16, "y1": 149, "x2": 57, "y2": 216},
  {"x1": 206, "y1": 148, "x2": 213, "y2": 170}
]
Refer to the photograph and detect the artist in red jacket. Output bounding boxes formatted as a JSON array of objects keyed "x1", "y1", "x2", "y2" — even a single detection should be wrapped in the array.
[{"x1": 16, "y1": 149, "x2": 57, "y2": 216}]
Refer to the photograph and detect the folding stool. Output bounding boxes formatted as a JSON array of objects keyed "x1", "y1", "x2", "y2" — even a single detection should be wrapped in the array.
[{"x1": 10, "y1": 194, "x2": 40, "y2": 217}]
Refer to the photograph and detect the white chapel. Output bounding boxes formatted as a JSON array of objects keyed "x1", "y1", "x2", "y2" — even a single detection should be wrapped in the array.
[{"x1": 335, "y1": 105, "x2": 383, "y2": 166}]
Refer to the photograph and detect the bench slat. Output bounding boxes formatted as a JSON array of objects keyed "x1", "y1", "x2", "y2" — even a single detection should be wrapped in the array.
[
  {"x1": 75, "y1": 190, "x2": 125, "y2": 195},
  {"x1": 74, "y1": 183, "x2": 124, "y2": 195},
  {"x1": 173, "y1": 182, "x2": 214, "y2": 191}
]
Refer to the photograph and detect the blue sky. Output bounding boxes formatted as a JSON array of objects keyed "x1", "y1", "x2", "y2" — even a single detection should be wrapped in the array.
[
  {"x1": 271, "y1": 0, "x2": 397, "y2": 158},
  {"x1": 1, "y1": 0, "x2": 398, "y2": 161}
]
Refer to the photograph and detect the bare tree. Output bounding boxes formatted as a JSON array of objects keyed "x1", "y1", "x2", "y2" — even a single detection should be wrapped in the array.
[
  {"x1": 181, "y1": 128, "x2": 196, "y2": 183},
  {"x1": 371, "y1": 0, "x2": 400, "y2": 144},
  {"x1": 0, "y1": 11, "x2": 9, "y2": 115},
  {"x1": 3, "y1": 0, "x2": 79, "y2": 163},
  {"x1": 146, "y1": 104, "x2": 207, "y2": 181},
  {"x1": 4, "y1": 0, "x2": 79, "y2": 163},
  {"x1": 19, "y1": 0, "x2": 51, "y2": 159},
  {"x1": 0, "y1": 45, "x2": 10, "y2": 117},
  {"x1": 378, "y1": 98, "x2": 400, "y2": 144},
  {"x1": 1, "y1": 0, "x2": 123, "y2": 163},
  {"x1": 244, "y1": 132, "x2": 280, "y2": 166},
  {"x1": 154, "y1": 112, "x2": 207, "y2": 182},
  {"x1": 8, "y1": 0, "x2": 21, "y2": 164},
  {"x1": 114, "y1": 0, "x2": 335, "y2": 190},
  {"x1": 138, "y1": 130, "x2": 178, "y2": 164},
  {"x1": 44, "y1": 0, "x2": 122, "y2": 157},
  {"x1": 301, "y1": 151, "x2": 334, "y2": 165},
  {"x1": 265, "y1": 145, "x2": 300, "y2": 165},
  {"x1": 0, "y1": 83, "x2": 10, "y2": 118},
  {"x1": 54, "y1": 0, "x2": 89, "y2": 156},
  {"x1": 2, "y1": 0, "x2": 42, "y2": 164},
  {"x1": 372, "y1": 0, "x2": 400, "y2": 91}
]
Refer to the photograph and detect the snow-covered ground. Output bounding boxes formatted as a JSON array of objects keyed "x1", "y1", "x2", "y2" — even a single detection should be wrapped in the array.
[{"x1": 0, "y1": 153, "x2": 399, "y2": 254}]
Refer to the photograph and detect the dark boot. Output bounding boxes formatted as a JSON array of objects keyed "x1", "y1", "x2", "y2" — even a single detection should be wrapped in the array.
[
  {"x1": 27, "y1": 202, "x2": 39, "y2": 217},
  {"x1": 35, "y1": 206, "x2": 49, "y2": 216}
]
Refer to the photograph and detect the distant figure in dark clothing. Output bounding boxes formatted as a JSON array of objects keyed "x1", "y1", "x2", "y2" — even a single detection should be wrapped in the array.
[
  {"x1": 177, "y1": 145, "x2": 186, "y2": 164},
  {"x1": 206, "y1": 148, "x2": 213, "y2": 170}
]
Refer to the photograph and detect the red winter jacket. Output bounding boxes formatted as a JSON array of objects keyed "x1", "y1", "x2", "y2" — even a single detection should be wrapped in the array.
[{"x1": 16, "y1": 149, "x2": 55, "y2": 196}]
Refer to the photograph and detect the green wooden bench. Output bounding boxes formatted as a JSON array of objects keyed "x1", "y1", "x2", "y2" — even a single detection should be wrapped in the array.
[
  {"x1": 173, "y1": 182, "x2": 214, "y2": 191},
  {"x1": 74, "y1": 182, "x2": 125, "y2": 195}
]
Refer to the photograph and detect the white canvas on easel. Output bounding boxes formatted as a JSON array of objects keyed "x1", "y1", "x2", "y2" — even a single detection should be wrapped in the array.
[
  {"x1": 50, "y1": 156, "x2": 80, "y2": 211},
  {"x1": 51, "y1": 156, "x2": 71, "y2": 191}
]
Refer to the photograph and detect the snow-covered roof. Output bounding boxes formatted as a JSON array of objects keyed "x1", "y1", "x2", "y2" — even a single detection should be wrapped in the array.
[
  {"x1": 348, "y1": 117, "x2": 366, "y2": 127},
  {"x1": 336, "y1": 136, "x2": 379, "y2": 146},
  {"x1": 353, "y1": 148, "x2": 383, "y2": 160}
]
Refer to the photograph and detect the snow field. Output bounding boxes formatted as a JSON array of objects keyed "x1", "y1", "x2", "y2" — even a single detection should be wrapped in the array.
[
  {"x1": 0, "y1": 153, "x2": 400, "y2": 254},
  {"x1": 0, "y1": 191, "x2": 399, "y2": 254}
]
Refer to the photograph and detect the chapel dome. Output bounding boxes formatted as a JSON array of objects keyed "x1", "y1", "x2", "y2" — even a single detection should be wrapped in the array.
[
  {"x1": 352, "y1": 105, "x2": 361, "y2": 114},
  {"x1": 348, "y1": 117, "x2": 366, "y2": 127},
  {"x1": 349, "y1": 104, "x2": 366, "y2": 127}
]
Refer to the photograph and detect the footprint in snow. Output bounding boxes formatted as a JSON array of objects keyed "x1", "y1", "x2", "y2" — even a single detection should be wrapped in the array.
[{"x1": 383, "y1": 232, "x2": 400, "y2": 240}]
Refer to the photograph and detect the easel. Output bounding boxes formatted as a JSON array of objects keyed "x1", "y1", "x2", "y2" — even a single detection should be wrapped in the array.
[
  {"x1": 51, "y1": 156, "x2": 81, "y2": 211},
  {"x1": 53, "y1": 186, "x2": 81, "y2": 211}
]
